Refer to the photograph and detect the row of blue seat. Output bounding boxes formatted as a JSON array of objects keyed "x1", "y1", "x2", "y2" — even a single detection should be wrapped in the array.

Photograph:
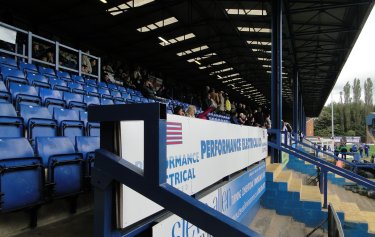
[
  {"x1": 0, "y1": 103, "x2": 99, "y2": 143},
  {"x1": 0, "y1": 136, "x2": 98, "y2": 212}
]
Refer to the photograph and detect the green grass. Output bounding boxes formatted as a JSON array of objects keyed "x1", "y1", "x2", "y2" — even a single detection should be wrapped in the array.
[{"x1": 345, "y1": 144, "x2": 375, "y2": 162}]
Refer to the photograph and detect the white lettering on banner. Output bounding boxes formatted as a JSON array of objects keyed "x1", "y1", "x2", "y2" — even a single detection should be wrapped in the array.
[
  {"x1": 152, "y1": 162, "x2": 266, "y2": 237},
  {"x1": 119, "y1": 115, "x2": 268, "y2": 228}
]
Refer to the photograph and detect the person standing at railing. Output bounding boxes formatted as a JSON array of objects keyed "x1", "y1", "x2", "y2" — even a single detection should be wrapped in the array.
[
  {"x1": 82, "y1": 49, "x2": 92, "y2": 74},
  {"x1": 339, "y1": 144, "x2": 348, "y2": 160},
  {"x1": 364, "y1": 144, "x2": 370, "y2": 157},
  {"x1": 359, "y1": 144, "x2": 364, "y2": 158}
]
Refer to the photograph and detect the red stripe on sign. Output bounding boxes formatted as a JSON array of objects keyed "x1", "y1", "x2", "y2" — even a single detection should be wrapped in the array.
[
  {"x1": 167, "y1": 141, "x2": 183, "y2": 145},
  {"x1": 166, "y1": 127, "x2": 182, "y2": 131},
  {"x1": 166, "y1": 136, "x2": 182, "y2": 140},
  {"x1": 167, "y1": 132, "x2": 182, "y2": 135},
  {"x1": 166, "y1": 122, "x2": 182, "y2": 126}
]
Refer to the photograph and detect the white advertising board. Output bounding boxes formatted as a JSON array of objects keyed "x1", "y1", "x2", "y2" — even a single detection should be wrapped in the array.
[
  {"x1": 152, "y1": 162, "x2": 266, "y2": 237},
  {"x1": 119, "y1": 115, "x2": 268, "y2": 228}
]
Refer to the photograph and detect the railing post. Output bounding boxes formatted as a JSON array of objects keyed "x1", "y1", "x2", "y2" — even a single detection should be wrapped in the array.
[
  {"x1": 55, "y1": 41, "x2": 59, "y2": 72},
  {"x1": 322, "y1": 168, "x2": 328, "y2": 209},
  {"x1": 27, "y1": 32, "x2": 32, "y2": 64},
  {"x1": 98, "y1": 57, "x2": 101, "y2": 82},
  {"x1": 78, "y1": 50, "x2": 82, "y2": 76}
]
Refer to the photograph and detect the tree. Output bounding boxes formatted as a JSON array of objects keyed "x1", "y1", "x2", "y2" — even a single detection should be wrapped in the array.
[
  {"x1": 352, "y1": 78, "x2": 361, "y2": 104},
  {"x1": 364, "y1": 78, "x2": 373, "y2": 106},
  {"x1": 343, "y1": 81, "x2": 351, "y2": 104}
]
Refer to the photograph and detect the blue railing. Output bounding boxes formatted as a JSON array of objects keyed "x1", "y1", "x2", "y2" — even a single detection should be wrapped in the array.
[
  {"x1": 268, "y1": 129, "x2": 375, "y2": 208},
  {"x1": 90, "y1": 103, "x2": 261, "y2": 237}
]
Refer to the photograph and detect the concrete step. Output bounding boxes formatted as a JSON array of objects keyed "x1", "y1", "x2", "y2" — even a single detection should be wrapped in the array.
[{"x1": 300, "y1": 185, "x2": 322, "y2": 202}]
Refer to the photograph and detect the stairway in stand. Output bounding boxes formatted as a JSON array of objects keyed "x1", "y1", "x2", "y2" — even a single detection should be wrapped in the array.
[{"x1": 261, "y1": 155, "x2": 375, "y2": 237}]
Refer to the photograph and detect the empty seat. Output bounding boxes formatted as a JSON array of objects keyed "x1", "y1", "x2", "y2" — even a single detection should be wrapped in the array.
[
  {"x1": 20, "y1": 105, "x2": 57, "y2": 142},
  {"x1": 72, "y1": 75, "x2": 85, "y2": 85},
  {"x1": 131, "y1": 95, "x2": 141, "y2": 103},
  {"x1": 75, "y1": 136, "x2": 99, "y2": 176},
  {"x1": 38, "y1": 66, "x2": 56, "y2": 78},
  {"x1": 86, "y1": 78, "x2": 97, "y2": 86},
  {"x1": 79, "y1": 111, "x2": 100, "y2": 136},
  {"x1": 97, "y1": 81, "x2": 107, "y2": 88},
  {"x1": 19, "y1": 61, "x2": 38, "y2": 74},
  {"x1": 0, "y1": 81, "x2": 11, "y2": 102},
  {"x1": 0, "y1": 102, "x2": 24, "y2": 137},
  {"x1": 63, "y1": 92, "x2": 86, "y2": 111},
  {"x1": 117, "y1": 86, "x2": 126, "y2": 93},
  {"x1": 56, "y1": 70, "x2": 71, "y2": 81},
  {"x1": 121, "y1": 93, "x2": 131, "y2": 100},
  {"x1": 110, "y1": 90, "x2": 121, "y2": 98},
  {"x1": 141, "y1": 97, "x2": 149, "y2": 103},
  {"x1": 53, "y1": 108, "x2": 85, "y2": 144},
  {"x1": 26, "y1": 73, "x2": 50, "y2": 88},
  {"x1": 35, "y1": 137, "x2": 83, "y2": 197},
  {"x1": 68, "y1": 82, "x2": 85, "y2": 94},
  {"x1": 107, "y1": 83, "x2": 117, "y2": 91},
  {"x1": 0, "y1": 57, "x2": 18, "y2": 69},
  {"x1": 9, "y1": 82, "x2": 41, "y2": 110},
  {"x1": 100, "y1": 98, "x2": 114, "y2": 105},
  {"x1": 1, "y1": 67, "x2": 28, "y2": 86},
  {"x1": 0, "y1": 137, "x2": 43, "y2": 212},
  {"x1": 84, "y1": 85, "x2": 100, "y2": 97},
  {"x1": 84, "y1": 95, "x2": 100, "y2": 107},
  {"x1": 98, "y1": 87, "x2": 112, "y2": 98},
  {"x1": 50, "y1": 78, "x2": 69, "y2": 92},
  {"x1": 39, "y1": 88, "x2": 66, "y2": 112}
]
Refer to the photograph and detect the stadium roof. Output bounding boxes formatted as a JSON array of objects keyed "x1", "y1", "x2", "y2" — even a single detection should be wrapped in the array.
[{"x1": 4, "y1": 0, "x2": 374, "y2": 117}]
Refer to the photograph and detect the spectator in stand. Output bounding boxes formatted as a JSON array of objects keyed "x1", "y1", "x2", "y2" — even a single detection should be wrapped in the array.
[
  {"x1": 82, "y1": 49, "x2": 92, "y2": 74},
  {"x1": 141, "y1": 78, "x2": 156, "y2": 99},
  {"x1": 238, "y1": 113, "x2": 247, "y2": 125},
  {"x1": 102, "y1": 63, "x2": 115, "y2": 83},
  {"x1": 231, "y1": 101, "x2": 236, "y2": 113},
  {"x1": 174, "y1": 106, "x2": 185, "y2": 116},
  {"x1": 133, "y1": 66, "x2": 143, "y2": 89},
  {"x1": 339, "y1": 144, "x2": 348, "y2": 160},
  {"x1": 264, "y1": 114, "x2": 271, "y2": 129},
  {"x1": 90, "y1": 58, "x2": 98, "y2": 75},
  {"x1": 230, "y1": 111, "x2": 240, "y2": 124},
  {"x1": 42, "y1": 48, "x2": 54, "y2": 64},
  {"x1": 237, "y1": 103, "x2": 246, "y2": 115},
  {"x1": 359, "y1": 144, "x2": 364, "y2": 158},
  {"x1": 32, "y1": 43, "x2": 44, "y2": 60},
  {"x1": 225, "y1": 95, "x2": 231, "y2": 114},
  {"x1": 254, "y1": 107, "x2": 264, "y2": 127},
  {"x1": 186, "y1": 105, "x2": 196, "y2": 118},
  {"x1": 218, "y1": 91, "x2": 225, "y2": 114},
  {"x1": 334, "y1": 144, "x2": 340, "y2": 157}
]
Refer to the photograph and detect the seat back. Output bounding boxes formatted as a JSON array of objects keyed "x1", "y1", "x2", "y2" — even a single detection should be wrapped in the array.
[
  {"x1": 72, "y1": 75, "x2": 85, "y2": 84},
  {"x1": 56, "y1": 70, "x2": 71, "y2": 80},
  {"x1": 84, "y1": 95, "x2": 100, "y2": 106},
  {"x1": 98, "y1": 87, "x2": 110, "y2": 96},
  {"x1": 107, "y1": 83, "x2": 117, "y2": 91},
  {"x1": 1, "y1": 67, "x2": 26, "y2": 85},
  {"x1": 100, "y1": 98, "x2": 114, "y2": 105},
  {"x1": 53, "y1": 108, "x2": 84, "y2": 143},
  {"x1": 0, "y1": 103, "x2": 24, "y2": 137},
  {"x1": 79, "y1": 111, "x2": 100, "y2": 136},
  {"x1": 35, "y1": 137, "x2": 82, "y2": 196},
  {"x1": 98, "y1": 82, "x2": 107, "y2": 88},
  {"x1": 53, "y1": 108, "x2": 80, "y2": 124},
  {"x1": 0, "y1": 137, "x2": 43, "y2": 211},
  {"x1": 68, "y1": 82, "x2": 84, "y2": 90},
  {"x1": 0, "y1": 57, "x2": 18, "y2": 69},
  {"x1": 111, "y1": 90, "x2": 122, "y2": 98},
  {"x1": 75, "y1": 136, "x2": 99, "y2": 176},
  {"x1": 26, "y1": 73, "x2": 49, "y2": 85},
  {"x1": 20, "y1": 105, "x2": 57, "y2": 141},
  {"x1": 63, "y1": 92, "x2": 84, "y2": 104},
  {"x1": 9, "y1": 82, "x2": 41, "y2": 108},
  {"x1": 0, "y1": 80, "x2": 10, "y2": 102},
  {"x1": 39, "y1": 66, "x2": 56, "y2": 77},
  {"x1": 19, "y1": 61, "x2": 38, "y2": 73}
]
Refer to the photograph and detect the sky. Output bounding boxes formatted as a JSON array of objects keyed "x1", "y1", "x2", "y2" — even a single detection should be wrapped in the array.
[{"x1": 325, "y1": 7, "x2": 375, "y2": 105}]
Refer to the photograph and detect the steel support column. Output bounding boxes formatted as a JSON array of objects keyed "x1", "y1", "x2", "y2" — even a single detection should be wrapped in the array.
[
  {"x1": 271, "y1": 0, "x2": 282, "y2": 163},
  {"x1": 292, "y1": 70, "x2": 299, "y2": 131}
]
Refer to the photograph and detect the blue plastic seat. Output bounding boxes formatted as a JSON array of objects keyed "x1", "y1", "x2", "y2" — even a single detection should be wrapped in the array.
[
  {"x1": 131, "y1": 95, "x2": 141, "y2": 103},
  {"x1": 97, "y1": 81, "x2": 107, "y2": 88},
  {"x1": 35, "y1": 137, "x2": 83, "y2": 197},
  {"x1": 0, "y1": 102, "x2": 24, "y2": 137},
  {"x1": 26, "y1": 73, "x2": 50, "y2": 88},
  {"x1": 63, "y1": 92, "x2": 86, "y2": 111},
  {"x1": 86, "y1": 79, "x2": 97, "y2": 86},
  {"x1": 107, "y1": 83, "x2": 118, "y2": 91},
  {"x1": 84, "y1": 95, "x2": 100, "y2": 107},
  {"x1": 38, "y1": 66, "x2": 56, "y2": 78},
  {"x1": 75, "y1": 136, "x2": 99, "y2": 176},
  {"x1": 110, "y1": 90, "x2": 121, "y2": 98},
  {"x1": 19, "y1": 61, "x2": 38, "y2": 74},
  {"x1": 67, "y1": 82, "x2": 85, "y2": 94},
  {"x1": 141, "y1": 97, "x2": 149, "y2": 103},
  {"x1": 20, "y1": 105, "x2": 57, "y2": 143},
  {"x1": 39, "y1": 88, "x2": 66, "y2": 113},
  {"x1": 0, "y1": 137, "x2": 43, "y2": 212},
  {"x1": 100, "y1": 98, "x2": 114, "y2": 105},
  {"x1": 9, "y1": 82, "x2": 41, "y2": 110},
  {"x1": 122, "y1": 93, "x2": 131, "y2": 100},
  {"x1": 84, "y1": 85, "x2": 100, "y2": 97},
  {"x1": 72, "y1": 75, "x2": 85, "y2": 85},
  {"x1": 0, "y1": 57, "x2": 18, "y2": 69},
  {"x1": 98, "y1": 87, "x2": 112, "y2": 99},
  {"x1": 50, "y1": 78, "x2": 69, "y2": 92},
  {"x1": 79, "y1": 111, "x2": 100, "y2": 136},
  {"x1": 0, "y1": 81, "x2": 11, "y2": 102},
  {"x1": 53, "y1": 108, "x2": 85, "y2": 144},
  {"x1": 1, "y1": 67, "x2": 28, "y2": 86},
  {"x1": 117, "y1": 86, "x2": 126, "y2": 93},
  {"x1": 56, "y1": 70, "x2": 71, "y2": 81}
]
